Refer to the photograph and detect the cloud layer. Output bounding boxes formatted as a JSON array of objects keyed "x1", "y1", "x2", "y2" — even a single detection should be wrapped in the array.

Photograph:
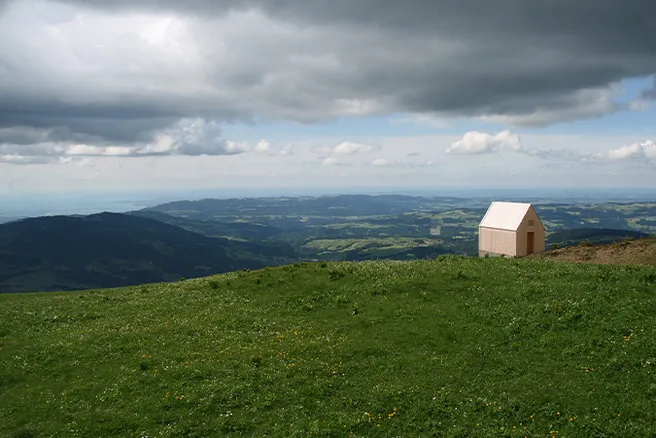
[{"x1": 1, "y1": 0, "x2": 656, "y2": 162}]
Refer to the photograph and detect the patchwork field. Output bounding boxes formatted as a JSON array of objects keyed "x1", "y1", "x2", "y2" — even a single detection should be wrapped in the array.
[{"x1": 147, "y1": 196, "x2": 656, "y2": 261}]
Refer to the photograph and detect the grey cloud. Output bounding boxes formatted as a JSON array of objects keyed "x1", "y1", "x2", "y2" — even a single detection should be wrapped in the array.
[
  {"x1": 0, "y1": 117, "x2": 179, "y2": 146},
  {"x1": 0, "y1": 127, "x2": 51, "y2": 145},
  {"x1": 0, "y1": 155, "x2": 67, "y2": 165},
  {"x1": 629, "y1": 77, "x2": 655, "y2": 110},
  {"x1": 0, "y1": 118, "x2": 254, "y2": 164},
  {"x1": 640, "y1": 77, "x2": 656, "y2": 100},
  {"x1": 1, "y1": 0, "x2": 656, "y2": 151},
  {"x1": 370, "y1": 158, "x2": 435, "y2": 168},
  {"x1": 523, "y1": 148, "x2": 588, "y2": 162},
  {"x1": 526, "y1": 142, "x2": 655, "y2": 164},
  {"x1": 51, "y1": 0, "x2": 656, "y2": 45}
]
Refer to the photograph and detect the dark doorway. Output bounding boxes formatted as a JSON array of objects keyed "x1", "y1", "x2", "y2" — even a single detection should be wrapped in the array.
[{"x1": 527, "y1": 232, "x2": 535, "y2": 254}]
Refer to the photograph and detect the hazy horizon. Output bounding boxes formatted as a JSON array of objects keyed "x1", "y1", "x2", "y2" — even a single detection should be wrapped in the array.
[{"x1": 2, "y1": 186, "x2": 655, "y2": 218}]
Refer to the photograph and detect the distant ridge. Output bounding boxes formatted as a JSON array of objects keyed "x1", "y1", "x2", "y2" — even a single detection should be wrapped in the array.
[{"x1": 0, "y1": 212, "x2": 295, "y2": 293}]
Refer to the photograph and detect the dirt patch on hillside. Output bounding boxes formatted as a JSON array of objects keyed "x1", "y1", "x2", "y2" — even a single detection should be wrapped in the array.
[{"x1": 530, "y1": 238, "x2": 656, "y2": 266}]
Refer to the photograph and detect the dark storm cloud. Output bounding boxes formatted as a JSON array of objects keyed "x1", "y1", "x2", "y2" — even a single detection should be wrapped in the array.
[
  {"x1": 0, "y1": 83, "x2": 246, "y2": 144},
  {"x1": 0, "y1": 110, "x2": 179, "y2": 145},
  {"x1": 1, "y1": 0, "x2": 655, "y2": 160},
  {"x1": 54, "y1": 0, "x2": 656, "y2": 59}
]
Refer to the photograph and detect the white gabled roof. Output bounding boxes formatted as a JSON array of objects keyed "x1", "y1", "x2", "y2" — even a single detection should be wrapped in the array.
[{"x1": 479, "y1": 201, "x2": 532, "y2": 231}]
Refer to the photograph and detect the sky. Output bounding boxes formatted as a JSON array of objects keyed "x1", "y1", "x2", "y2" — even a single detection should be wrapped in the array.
[{"x1": 1, "y1": 0, "x2": 656, "y2": 197}]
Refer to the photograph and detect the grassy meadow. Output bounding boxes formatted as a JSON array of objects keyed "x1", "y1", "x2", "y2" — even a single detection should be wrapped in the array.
[{"x1": 1, "y1": 257, "x2": 656, "y2": 437}]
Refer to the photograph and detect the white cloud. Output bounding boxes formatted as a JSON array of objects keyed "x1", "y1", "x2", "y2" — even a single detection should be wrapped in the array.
[
  {"x1": 253, "y1": 140, "x2": 272, "y2": 154},
  {"x1": 222, "y1": 141, "x2": 252, "y2": 155},
  {"x1": 371, "y1": 158, "x2": 394, "y2": 166},
  {"x1": 328, "y1": 141, "x2": 380, "y2": 155},
  {"x1": 250, "y1": 140, "x2": 294, "y2": 156},
  {"x1": 595, "y1": 140, "x2": 656, "y2": 161},
  {"x1": 277, "y1": 144, "x2": 294, "y2": 156},
  {"x1": 311, "y1": 141, "x2": 381, "y2": 164},
  {"x1": 446, "y1": 130, "x2": 522, "y2": 155},
  {"x1": 322, "y1": 157, "x2": 340, "y2": 166}
]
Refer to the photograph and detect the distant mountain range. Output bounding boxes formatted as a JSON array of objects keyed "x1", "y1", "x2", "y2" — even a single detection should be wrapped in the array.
[
  {"x1": 0, "y1": 212, "x2": 296, "y2": 293},
  {"x1": 146, "y1": 194, "x2": 473, "y2": 219}
]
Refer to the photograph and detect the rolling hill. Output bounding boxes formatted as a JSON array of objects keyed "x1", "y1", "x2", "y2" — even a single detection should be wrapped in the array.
[
  {"x1": 0, "y1": 212, "x2": 297, "y2": 293},
  {"x1": 1, "y1": 257, "x2": 655, "y2": 436}
]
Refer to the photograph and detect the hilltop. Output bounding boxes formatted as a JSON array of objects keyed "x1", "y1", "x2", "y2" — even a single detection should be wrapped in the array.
[
  {"x1": 533, "y1": 237, "x2": 656, "y2": 266},
  {"x1": 1, "y1": 257, "x2": 655, "y2": 436}
]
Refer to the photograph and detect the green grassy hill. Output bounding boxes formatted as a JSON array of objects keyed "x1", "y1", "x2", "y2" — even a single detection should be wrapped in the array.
[{"x1": 1, "y1": 257, "x2": 655, "y2": 437}]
